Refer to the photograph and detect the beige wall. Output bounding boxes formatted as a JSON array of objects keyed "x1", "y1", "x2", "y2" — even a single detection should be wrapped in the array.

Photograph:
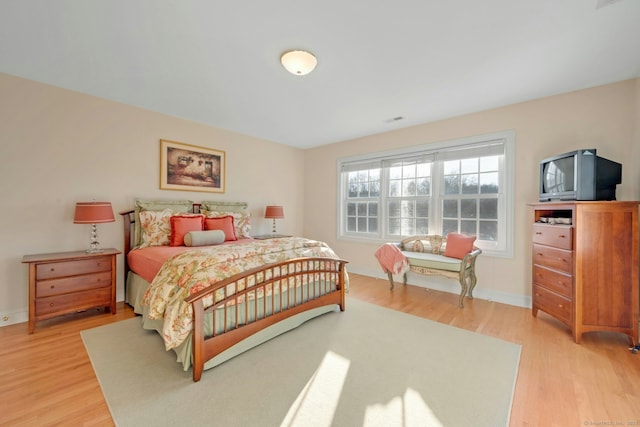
[
  {"x1": 1, "y1": 73, "x2": 638, "y2": 325},
  {"x1": 303, "y1": 78, "x2": 640, "y2": 306},
  {"x1": 0, "y1": 73, "x2": 305, "y2": 325}
]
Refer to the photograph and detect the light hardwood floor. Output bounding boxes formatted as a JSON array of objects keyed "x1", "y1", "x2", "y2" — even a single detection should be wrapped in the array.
[{"x1": 1, "y1": 273, "x2": 639, "y2": 426}]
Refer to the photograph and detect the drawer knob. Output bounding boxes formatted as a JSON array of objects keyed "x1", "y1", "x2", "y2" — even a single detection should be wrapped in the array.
[
  {"x1": 49, "y1": 268, "x2": 55, "y2": 272},
  {"x1": 50, "y1": 303, "x2": 54, "y2": 307},
  {"x1": 558, "y1": 304, "x2": 563, "y2": 308},
  {"x1": 50, "y1": 285, "x2": 55, "y2": 289}
]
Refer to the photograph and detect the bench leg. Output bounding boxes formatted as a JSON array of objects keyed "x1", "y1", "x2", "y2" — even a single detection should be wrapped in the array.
[
  {"x1": 387, "y1": 272, "x2": 410, "y2": 291},
  {"x1": 468, "y1": 268, "x2": 478, "y2": 298},
  {"x1": 457, "y1": 278, "x2": 468, "y2": 308}
]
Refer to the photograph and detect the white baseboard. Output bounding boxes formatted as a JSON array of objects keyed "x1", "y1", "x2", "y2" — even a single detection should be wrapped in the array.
[
  {"x1": 348, "y1": 267, "x2": 532, "y2": 309},
  {"x1": 0, "y1": 310, "x2": 28, "y2": 327}
]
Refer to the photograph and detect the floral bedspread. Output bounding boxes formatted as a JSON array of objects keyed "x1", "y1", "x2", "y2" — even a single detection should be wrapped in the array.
[{"x1": 143, "y1": 237, "x2": 342, "y2": 350}]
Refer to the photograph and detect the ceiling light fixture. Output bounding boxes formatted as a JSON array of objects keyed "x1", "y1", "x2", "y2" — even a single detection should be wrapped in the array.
[{"x1": 280, "y1": 50, "x2": 317, "y2": 76}]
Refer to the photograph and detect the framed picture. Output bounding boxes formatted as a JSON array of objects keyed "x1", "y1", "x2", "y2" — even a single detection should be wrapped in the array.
[{"x1": 160, "y1": 139, "x2": 225, "y2": 193}]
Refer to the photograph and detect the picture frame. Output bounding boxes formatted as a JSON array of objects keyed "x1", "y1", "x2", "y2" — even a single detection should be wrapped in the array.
[{"x1": 160, "y1": 139, "x2": 225, "y2": 193}]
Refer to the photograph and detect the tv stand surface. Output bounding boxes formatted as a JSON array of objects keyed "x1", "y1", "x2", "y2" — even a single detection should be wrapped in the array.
[{"x1": 529, "y1": 201, "x2": 639, "y2": 345}]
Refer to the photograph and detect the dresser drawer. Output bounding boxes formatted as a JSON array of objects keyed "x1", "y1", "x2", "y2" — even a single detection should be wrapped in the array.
[
  {"x1": 532, "y1": 224, "x2": 573, "y2": 250},
  {"x1": 533, "y1": 265, "x2": 573, "y2": 298},
  {"x1": 533, "y1": 284, "x2": 571, "y2": 326},
  {"x1": 36, "y1": 256, "x2": 111, "y2": 280},
  {"x1": 36, "y1": 271, "x2": 112, "y2": 298},
  {"x1": 532, "y1": 244, "x2": 573, "y2": 274},
  {"x1": 35, "y1": 287, "x2": 112, "y2": 318}
]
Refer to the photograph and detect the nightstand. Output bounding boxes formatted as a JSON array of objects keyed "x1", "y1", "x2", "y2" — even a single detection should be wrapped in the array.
[{"x1": 22, "y1": 248, "x2": 120, "y2": 333}]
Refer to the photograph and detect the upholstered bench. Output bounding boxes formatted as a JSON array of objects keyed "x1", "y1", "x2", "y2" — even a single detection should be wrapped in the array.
[{"x1": 379, "y1": 234, "x2": 482, "y2": 308}]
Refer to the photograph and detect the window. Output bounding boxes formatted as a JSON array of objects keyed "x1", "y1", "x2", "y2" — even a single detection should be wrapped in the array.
[{"x1": 338, "y1": 131, "x2": 514, "y2": 257}]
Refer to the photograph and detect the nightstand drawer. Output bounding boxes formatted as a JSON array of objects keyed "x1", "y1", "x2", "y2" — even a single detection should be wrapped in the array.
[
  {"x1": 36, "y1": 257, "x2": 111, "y2": 280},
  {"x1": 533, "y1": 244, "x2": 573, "y2": 274},
  {"x1": 35, "y1": 287, "x2": 112, "y2": 318},
  {"x1": 533, "y1": 284, "x2": 571, "y2": 325},
  {"x1": 533, "y1": 265, "x2": 573, "y2": 298},
  {"x1": 532, "y1": 224, "x2": 573, "y2": 250},
  {"x1": 36, "y1": 271, "x2": 112, "y2": 298}
]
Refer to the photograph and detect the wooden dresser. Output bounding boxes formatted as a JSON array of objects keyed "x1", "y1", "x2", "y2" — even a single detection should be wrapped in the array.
[
  {"x1": 22, "y1": 248, "x2": 120, "y2": 333},
  {"x1": 530, "y1": 201, "x2": 639, "y2": 345}
]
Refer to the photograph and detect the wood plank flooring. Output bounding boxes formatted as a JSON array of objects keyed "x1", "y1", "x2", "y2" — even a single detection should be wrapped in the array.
[{"x1": 1, "y1": 273, "x2": 639, "y2": 426}]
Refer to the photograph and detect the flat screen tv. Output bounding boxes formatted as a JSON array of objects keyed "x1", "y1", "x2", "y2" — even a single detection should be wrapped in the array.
[{"x1": 539, "y1": 149, "x2": 622, "y2": 201}]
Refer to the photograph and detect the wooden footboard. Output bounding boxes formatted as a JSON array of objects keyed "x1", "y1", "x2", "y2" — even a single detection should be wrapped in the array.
[{"x1": 185, "y1": 257, "x2": 348, "y2": 382}]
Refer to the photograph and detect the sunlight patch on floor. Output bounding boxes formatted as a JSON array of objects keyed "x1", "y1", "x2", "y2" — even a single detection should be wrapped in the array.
[
  {"x1": 281, "y1": 351, "x2": 350, "y2": 427},
  {"x1": 280, "y1": 350, "x2": 443, "y2": 427},
  {"x1": 364, "y1": 388, "x2": 443, "y2": 427}
]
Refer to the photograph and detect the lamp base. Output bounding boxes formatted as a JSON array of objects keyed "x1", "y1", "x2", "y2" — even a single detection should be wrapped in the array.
[{"x1": 86, "y1": 224, "x2": 103, "y2": 253}]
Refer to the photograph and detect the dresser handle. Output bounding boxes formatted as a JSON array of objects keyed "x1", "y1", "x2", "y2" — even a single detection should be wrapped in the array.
[
  {"x1": 535, "y1": 232, "x2": 542, "y2": 235},
  {"x1": 558, "y1": 235, "x2": 566, "y2": 238}
]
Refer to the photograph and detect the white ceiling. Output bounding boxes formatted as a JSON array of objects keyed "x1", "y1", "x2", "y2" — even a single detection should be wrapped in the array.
[{"x1": 2, "y1": 0, "x2": 640, "y2": 149}]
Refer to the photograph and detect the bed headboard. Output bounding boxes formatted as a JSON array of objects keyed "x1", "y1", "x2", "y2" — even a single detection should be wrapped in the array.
[{"x1": 119, "y1": 199, "x2": 249, "y2": 284}]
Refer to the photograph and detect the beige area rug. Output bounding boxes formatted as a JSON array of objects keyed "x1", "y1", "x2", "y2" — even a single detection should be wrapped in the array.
[{"x1": 81, "y1": 298, "x2": 520, "y2": 427}]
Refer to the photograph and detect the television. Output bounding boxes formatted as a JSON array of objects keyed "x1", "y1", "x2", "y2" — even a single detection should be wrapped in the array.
[{"x1": 539, "y1": 149, "x2": 622, "y2": 202}]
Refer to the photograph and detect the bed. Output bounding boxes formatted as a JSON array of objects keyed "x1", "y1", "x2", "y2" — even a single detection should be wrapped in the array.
[{"x1": 119, "y1": 199, "x2": 348, "y2": 382}]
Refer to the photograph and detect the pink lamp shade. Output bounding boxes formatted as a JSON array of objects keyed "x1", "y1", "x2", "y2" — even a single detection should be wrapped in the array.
[
  {"x1": 74, "y1": 202, "x2": 115, "y2": 253},
  {"x1": 264, "y1": 205, "x2": 284, "y2": 234},
  {"x1": 73, "y1": 202, "x2": 115, "y2": 224},
  {"x1": 264, "y1": 205, "x2": 285, "y2": 219}
]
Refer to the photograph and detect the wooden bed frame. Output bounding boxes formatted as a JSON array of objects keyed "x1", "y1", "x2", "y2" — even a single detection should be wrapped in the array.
[{"x1": 120, "y1": 207, "x2": 348, "y2": 382}]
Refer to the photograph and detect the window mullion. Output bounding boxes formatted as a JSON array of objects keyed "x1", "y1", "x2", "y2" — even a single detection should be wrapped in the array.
[
  {"x1": 381, "y1": 166, "x2": 389, "y2": 239},
  {"x1": 431, "y1": 161, "x2": 443, "y2": 234}
]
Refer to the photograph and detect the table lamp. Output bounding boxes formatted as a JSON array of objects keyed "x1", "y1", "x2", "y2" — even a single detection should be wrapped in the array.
[
  {"x1": 264, "y1": 205, "x2": 284, "y2": 234},
  {"x1": 74, "y1": 201, "x2": 115, "y2": 253}
]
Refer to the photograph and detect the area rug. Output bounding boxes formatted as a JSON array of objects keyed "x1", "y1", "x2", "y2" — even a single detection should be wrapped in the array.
[{"x1": 81, "y1": 298, "x2": 520, "y2": 427}]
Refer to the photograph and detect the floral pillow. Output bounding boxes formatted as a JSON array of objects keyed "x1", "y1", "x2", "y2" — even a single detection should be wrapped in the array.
[
  {"x1": 201, "y1": 209, "x2": 251, "y2": 238},
  {"x1": 138, "y1": 209, "x2": 175, "y2": 247}
]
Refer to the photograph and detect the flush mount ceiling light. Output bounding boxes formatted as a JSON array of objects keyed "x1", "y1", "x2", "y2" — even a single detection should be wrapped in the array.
[{"x1": 280, "y1": 50, "x2": 317, "y2": 75}]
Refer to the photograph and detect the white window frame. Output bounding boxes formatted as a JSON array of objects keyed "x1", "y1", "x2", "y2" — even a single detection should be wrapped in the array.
[{"x1": 337, "y1": 130, "x2": 515, "y2": 258}]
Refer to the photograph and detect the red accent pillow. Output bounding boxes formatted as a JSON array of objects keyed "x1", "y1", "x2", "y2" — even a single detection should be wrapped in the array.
[
  {"x1": 444, "y1": 233, "x2": 476, "y2": 259},
  {"x1": 204, "y1": 216, "x2": 237, "y2": 241},
  {"x1": 170, "y1": 215, "x2": 204, "y2": 246}
]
